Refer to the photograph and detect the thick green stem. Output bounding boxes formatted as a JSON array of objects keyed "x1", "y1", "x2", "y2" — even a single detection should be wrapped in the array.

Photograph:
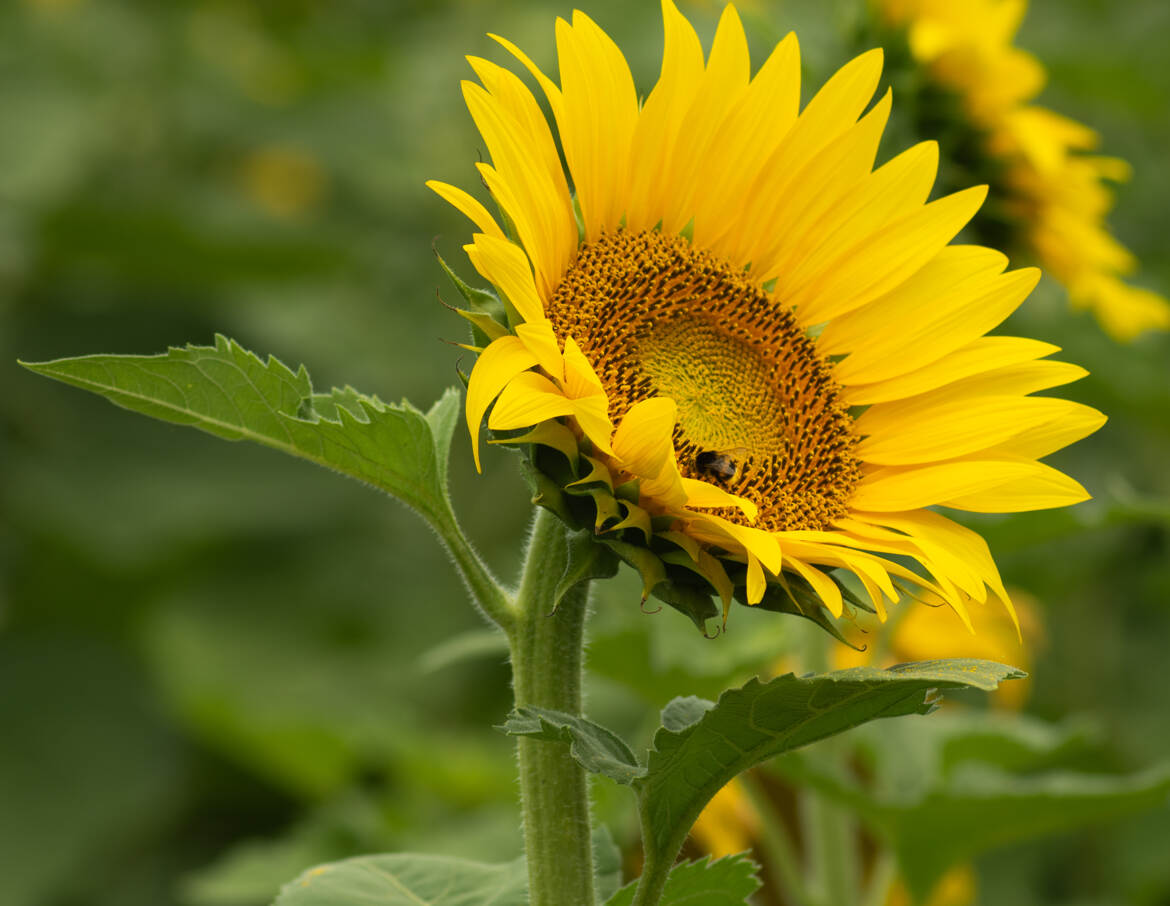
[{"x1": 508, "y1": 507, "x2": 595, "y2": 906}]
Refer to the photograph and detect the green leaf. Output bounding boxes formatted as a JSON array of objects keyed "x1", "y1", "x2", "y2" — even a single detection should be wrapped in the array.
[
  {"x1": 499, "y1": 706, "x2": 644, "y2": 786},
  {"x1": 592, "y1": 825, "x2": 623, "y2": 903},
  {"x1": 20, "y1": 336, "x2": 460, "y2": 528},
  {"x1": 659, "y1": 696, "x2": 714, "y2": 733},
  {"x1": 604, "y1": 854, "x2": 761, "y2": 906},
  {"x1": 777, "y1": 710, "x2": 1170, "y2": 902},
  {"x1": 636, "y1": 660, "x2": 1023, "y2": 873},
  {"x1": 274, "y1": 853, "x2": 527, "y2": 906}
]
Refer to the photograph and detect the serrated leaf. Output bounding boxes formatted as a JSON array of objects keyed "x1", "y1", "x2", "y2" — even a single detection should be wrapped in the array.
[
  {"x1": 499, "y1": 706, "x2": 644, "y2": 786},
  {"x1": 659, "y1": 696, "x2": 714, "y2": 733},
  {"x1": 603, "y1": 854, "x2": 761, "y2": 906},
  {"x1": 274, "y1": 852, "x2": 527, "y2": 906},
  {"x1": 636, "y1": 660, "x2": 1023, "y2": 873},
  {"x1": 21, "y1": 336, "x2": 460, "y2": 528}
]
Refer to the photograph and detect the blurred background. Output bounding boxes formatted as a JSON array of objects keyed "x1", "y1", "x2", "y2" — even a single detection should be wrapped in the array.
[{"x1": 2, "y1": 0, "x2": 1167, "y2": 904}]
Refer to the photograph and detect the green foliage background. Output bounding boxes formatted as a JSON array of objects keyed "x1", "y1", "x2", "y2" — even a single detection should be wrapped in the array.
[{"x1": 2, "y1": 0, "x2": 1167, "y2": 904}]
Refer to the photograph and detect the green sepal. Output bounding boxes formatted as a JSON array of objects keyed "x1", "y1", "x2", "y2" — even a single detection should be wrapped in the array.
[
  {"x1": 607, "y1": 500, "x2": 653, "y2": 544},
  {"x1": 614, "y1": 478, "x2": 641, "y2": 504},
  {"x1": 660, "y1": 530, "x2": 701, "y2": 562},
  {"x1": 454, "y1": 306, "x2": 511, "y2": 345},
  {"x1": 566, "y1": 453, "x2": 615, "y2": 493},
  {"x1": 650, "y1": 514, "x2": 676, "y2": 533},
  {"x1": 433, "y1": 245, "x2": 503, "y2": 314},
  {"x1": 554, "y1": 530, "x2": 621, "y2": 612},
  {"x1": 586, "y1": 487, "x2": 624, "y2": 533},
  {"x1": 740, "y1": 571, "x2": 861, "y2": 650},
  {"x1": 433, "y1": 246, "x2": 512, "y2": 346},
  {"x1": 597, "y1": 537, "x2": 669, "y2": 602},
  {"x1": 661, "y1": 550, "x2": 733, "y2": 622},
  {"x1": 651, "y1": 579, "x2": 721, "y2": 635},
  {"x1": 834, "y1": 571, "x2": 877, "y2": 615},
  {"x1": 520, "y1": 458, "x2": 578, "y2": 527},
  {"x1": 491, "y1": 420, "x2": 580, "y2": 467}
]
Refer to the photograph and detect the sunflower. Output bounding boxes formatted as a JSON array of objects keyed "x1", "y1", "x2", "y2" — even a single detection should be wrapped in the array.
[
  {"x1": 875, "y1": 0, "x2": 1170, "y2": 341},
  {"x1": 428, "y1": 1, "x2": 1105, "y2": 637}
]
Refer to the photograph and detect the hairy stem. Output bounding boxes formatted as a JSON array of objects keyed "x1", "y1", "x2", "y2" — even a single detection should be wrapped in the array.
[
  {"x1": 432, "y1": 505, "x2": 514, "y2": 631},
  {"x1": 508, "y1": 507, "x2": 595, "y2": 906}
]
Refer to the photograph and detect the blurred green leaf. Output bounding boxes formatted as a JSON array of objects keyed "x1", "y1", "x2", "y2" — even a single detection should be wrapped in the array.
[
  {"x1": 593, "y1": 825, "x2": 623, "y2": 903},
  {"x1": 0, "y1": 637, "x2": 183, "y2": 906},
  {"x1": 274, "y1": 853, "x2": 527, "y2": 906},
  {"x1": 21, "y1": 336, "x2": 461, "y2": 528},
  {"x1": 603, "y1": 854, "x2": 761, "y2": 906},
  {"x1": 779, "y1": 710, "x2": 1170, "y2": 902}
]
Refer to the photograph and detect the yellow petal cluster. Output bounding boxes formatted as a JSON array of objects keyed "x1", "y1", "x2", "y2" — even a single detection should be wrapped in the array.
[
  {"x1": 877, "y1": 0, "x2": 1170, "y2": 341},
  {"x1": 429, "y1": 1, "x2": 1104, "y2": 633}
]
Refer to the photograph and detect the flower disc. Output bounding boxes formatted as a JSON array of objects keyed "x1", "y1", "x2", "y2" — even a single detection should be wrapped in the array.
[{"x1": 547, "y1": 229, "x2": 861, "y2": 532}]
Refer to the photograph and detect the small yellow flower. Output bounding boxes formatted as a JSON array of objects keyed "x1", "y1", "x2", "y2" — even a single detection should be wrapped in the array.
[
  {"x1": 876, "y1": 0, "x2": 1170, "y2": 341},
  {"x1": 430, "y1": 2, "x2": 1103, "y2": 633}
]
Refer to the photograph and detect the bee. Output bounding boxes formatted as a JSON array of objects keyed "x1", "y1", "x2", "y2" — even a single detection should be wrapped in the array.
[{"x1": 695, "y1": 447, "x2": 748, "y2": 485}]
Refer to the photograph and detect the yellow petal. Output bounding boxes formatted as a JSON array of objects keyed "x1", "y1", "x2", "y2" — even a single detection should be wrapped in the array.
[
  {"x1": 748, "y1": 92, "x2": 905, "y2": 280},
  {"x1": 830, "y1": 255, "x2": 1039, "y2": 386},
  {"x1": 691, "y1": 32, "x2": 802, "y2": 258},
  {"x1": 625, "y1": 0, "x2": 706, "y2": 232},
  {"x1": 464, "y1": 233, "x2": 545, "y2": 324},
  {"x1": 787, "y1": 185, "x2": 989, "y2": 325},
  {"x1": 561, "y1": 335, "x2": 605, "y2": 398},
  {"x1": 855, "y1": 395, "x2": 1093, "y2": 466},
  {"x1": 785, "y1": 558, "x2": 843, "y2": 618},
  {"x1": 941, "y1": 462, "x2": 1091, "y2": 512},
  {"x1": 465, "y1": 336, "x2": 538, "y2": 471},
  {"x1": 841, "y1": 337, "x2": 1059, "y2": 405},
  {"x1": 853, "y1": 459, "x2": 1088, "y2": 512},
  {"x1": 975, "y1": 401, "x2": 1106, "y2": 460},
  {"x1": 680, "y1": 477, "x2": 758, "y2": 520},
  {"x1": 462, "y1": 82, "x2": 574, "y2": 300},
  {"x1": 569, "y1": 393, "x2": 615, "y2": 456},
  {"x1": 659, "y1": 3, "x2": 752, "y2": 235},
  {"x1": 555, "y1": 11, "x2": 638, "y2": 240},
  {"x1": 425, "y1": 180, "x2": 505, "y2": 239},
  {"x1": 611, "y1": 397, "x2": 677, "y2": 479},
  {"x1": 515, "y1": 319, "x2": 564, "y2": 383},
  {"x1": 487, "y1": 371, "x2": 574, "y2": 431},
  {"x1": 745, "y1": 554, "x2": 766, "y2": 605}
]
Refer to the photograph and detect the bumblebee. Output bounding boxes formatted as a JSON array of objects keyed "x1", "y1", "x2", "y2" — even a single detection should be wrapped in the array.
[{"x1": 695, "y1": 447, "x2": 747, "y2": 485}]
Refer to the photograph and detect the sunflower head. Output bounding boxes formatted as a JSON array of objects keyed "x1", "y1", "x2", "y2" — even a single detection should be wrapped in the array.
[{"x1": 430, "y1": 1, "x2": 1104, "y2": 641}]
